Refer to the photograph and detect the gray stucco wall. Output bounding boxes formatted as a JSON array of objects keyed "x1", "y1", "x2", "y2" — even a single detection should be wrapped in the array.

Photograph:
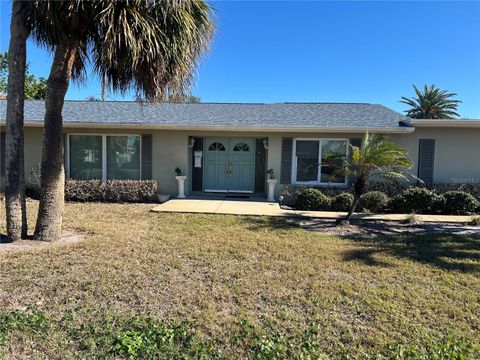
[
  {"x1": 390, "y1": 127, "x2": 480, "y2": 184},
  {"x1": 1, "y1": 126, "x2": 479, "y2": 199}
]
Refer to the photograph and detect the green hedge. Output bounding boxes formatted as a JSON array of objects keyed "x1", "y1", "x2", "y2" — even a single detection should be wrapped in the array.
[
  {"x1": 390, "y1": 187, "x2": 441, "y2": 214},
  {"x1": 440, "y1": 191, "x2": 479, "y2": 215},
  {"x1": 281, "y1": 183, "x2": 480, "y2": 203},
  {"x1": 359, "y1": 191, "x2": 390, "y2": 213},
  {"x1": 295, "y1": 189, "x2": 331, "y2": 211},
  {"x1": 331, "y1": 193, "x2": 354, "y2": 212},
  {"x1": 292, "y1": 187, "x2": 480, "y2": 215}
]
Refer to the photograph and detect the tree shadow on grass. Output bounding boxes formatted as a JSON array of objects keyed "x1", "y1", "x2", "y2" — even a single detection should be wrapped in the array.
[
  {"x1": 241, "y1": 216, "x2": 302, "y2": 231},
  {"x1": 342, "y1": 233, "x2": 480, "y2": 273},
  {"x1": 240, "y1": 216, "x2": 480, "y2": 273}
]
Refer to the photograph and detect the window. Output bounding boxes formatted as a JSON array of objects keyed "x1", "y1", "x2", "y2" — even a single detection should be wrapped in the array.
[
  {"x1": 68, "y1": 134, "x2": 141, "y2": 180},
  {"x1": 295, "y1": 140, "x2": 319, "y2": 182},
  {"x1": 69, "y1": 135, "x2": 103, "y2": 180},
  {"x1": 233, "y1": 143, "x2": 250, "y2": 152},
  {"x1": 107, "y1": 136, "x2": 140, "y2": 180},
  {"x1": 293, "y1": 138, "x2": 348, "y2": 185},
  {"x1": 208, "y1": 142, "x2": 225, "y2": 151},
  {"x1": 320, "y1": 140, "x2": 347, "y2": 184}
]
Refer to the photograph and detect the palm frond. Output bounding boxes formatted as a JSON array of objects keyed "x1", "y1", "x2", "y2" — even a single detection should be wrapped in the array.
[
  {"x1": 25, "y1": 0, "x2": 214, "y2": 99},
  {"x1": 400, "y1": 84, "x2": 461, "y2": 119}
]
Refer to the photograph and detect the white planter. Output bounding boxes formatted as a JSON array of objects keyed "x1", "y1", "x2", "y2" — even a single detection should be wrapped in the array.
[
  {"x1": 266, "y1": 179, "x2": 277, "y2": 202},
  {"x1": 157, "y1": 194, "x2": 170, "y2": 203},
  {"x1": 175, "y1": 176, "x2": 187, "y2": 198}
]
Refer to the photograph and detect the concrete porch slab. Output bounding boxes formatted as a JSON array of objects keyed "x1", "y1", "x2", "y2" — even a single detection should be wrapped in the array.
[
  {"x1": 216, "y1": 200, "x2": 287, "y2": 216},
  {"x1": 150, "y1": 199, "x2": 476, "y2": 224},
  {"x1": 151, "y1": 199, "x2": 289, "y2": 216}
]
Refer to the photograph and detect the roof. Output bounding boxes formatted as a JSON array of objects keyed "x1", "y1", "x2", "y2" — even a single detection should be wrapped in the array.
[{"x1": 0, "y1": 100, "x2": 412, "y2": 132}]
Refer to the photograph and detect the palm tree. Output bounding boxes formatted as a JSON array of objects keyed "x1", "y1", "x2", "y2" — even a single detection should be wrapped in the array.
[
  {"x1": 4, "y1": 0, "x2": 30, "y2": 241},
  {"x1": 400, "y1": 84, "x2": 461, "y2": 119},
  {"x1": 329, "y1": 133, "x2": 415, "y2": 224},
  {"x1": 25, "y1": 0, "x2": 214, "y2": 241}
]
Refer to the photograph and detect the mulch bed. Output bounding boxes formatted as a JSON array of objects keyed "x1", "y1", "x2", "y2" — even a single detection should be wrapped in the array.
[
  {"x1": 292, "y1": 218, "x2": 480, "y2": 238},
  {"x1": 0, "y1": 231, "x2": 85, "y2": 253}
]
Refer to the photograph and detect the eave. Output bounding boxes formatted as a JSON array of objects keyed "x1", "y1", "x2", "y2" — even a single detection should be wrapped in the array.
[
  {"x1": 0, "y1": 122, "x2": 415, "y2": 134},
  {"x1": 409, "y1": 119, "x2": 480, "y2": 128}
]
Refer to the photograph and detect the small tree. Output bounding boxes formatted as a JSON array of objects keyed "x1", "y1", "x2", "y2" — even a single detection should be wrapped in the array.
[
  {"x1": 0, "y1": 51, "x2": 47, "y2": 100},
  {"x1": 328, "y1": 133, "x2": 415, "y2": 224},
  {"x1": 400, "y1": 84, "x2": 461, "y2": 119}
]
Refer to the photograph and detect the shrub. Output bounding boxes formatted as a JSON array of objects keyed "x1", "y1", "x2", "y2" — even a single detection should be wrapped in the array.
[
  {"x1": 390, "y1": 187, "x2": 441, "y2": 214},
  {"x1": 331, "y1": 193, "x2": 354, "y2": 212},
  {"x1": 358, "y1": 191, "x2": 390, "y2": 213},
  {"x1": 65, "y1": 180, "x2": 158, "y2": 203},
  {"x1": 431, "y1": 183, "x2": 480, "y2": 200},
  {"x1": 295, "y1": 188, "x2": 331, "y2": 211},
  {"x1": 279, "y1": 185, "x2": 306, "y2": 208},
  {"x1": 439, "y1": 191, "x2": 480, "y2": 215}
]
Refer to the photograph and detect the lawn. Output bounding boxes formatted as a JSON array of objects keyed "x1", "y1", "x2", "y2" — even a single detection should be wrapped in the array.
[{"x1": 0, "y1": 201, "x2": 479, "y2": 359}]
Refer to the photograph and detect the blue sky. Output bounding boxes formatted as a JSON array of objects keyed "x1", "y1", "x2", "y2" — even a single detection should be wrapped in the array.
[{"x1": 1, "y1": 1, "x2": 479, "y2": 118}]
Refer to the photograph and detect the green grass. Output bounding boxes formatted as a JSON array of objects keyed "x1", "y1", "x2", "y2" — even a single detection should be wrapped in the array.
[{"x1": 0, "y1": 202, "x2": 479, "y2": 359}]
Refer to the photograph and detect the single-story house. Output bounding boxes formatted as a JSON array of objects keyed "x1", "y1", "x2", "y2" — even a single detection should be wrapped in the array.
[{"x1": 1, "y1": 99, "x2": 479, "y2": 199}]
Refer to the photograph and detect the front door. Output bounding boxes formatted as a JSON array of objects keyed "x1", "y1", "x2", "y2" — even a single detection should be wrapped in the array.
[{"x1": 204, "y1": 137, "x2": 255, "y2": 193}]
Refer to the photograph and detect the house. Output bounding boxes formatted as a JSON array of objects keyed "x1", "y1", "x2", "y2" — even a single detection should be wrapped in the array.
[{"x1": 1, "y1": 99, "x2": 479, "y2": 199}]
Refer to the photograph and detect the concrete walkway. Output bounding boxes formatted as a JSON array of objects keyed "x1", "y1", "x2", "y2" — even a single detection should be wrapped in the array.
[{"x1": 151, "y1": 199, "x2": 477, "y2": 223}]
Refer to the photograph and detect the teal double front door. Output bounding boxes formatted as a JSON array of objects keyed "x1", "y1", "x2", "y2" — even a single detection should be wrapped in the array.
[{"x1": 204, "y1": 137, "x2": 255, "y2": 193}]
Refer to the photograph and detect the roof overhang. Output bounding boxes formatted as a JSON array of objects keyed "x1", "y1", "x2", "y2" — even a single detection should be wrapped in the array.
[
  {"x1": 409, "y1": 119, "x2": 480, "y2": 128},
  {"x1": 0, "y1": 122, "x2": 415, "y2": 133}
]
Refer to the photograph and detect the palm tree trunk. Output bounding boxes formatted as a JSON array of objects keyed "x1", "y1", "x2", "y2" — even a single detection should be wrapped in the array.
[
  {"x1": 5, "y1": 0, "x2": 29, "y2": 241},
  {"x1": 344, "y1": 195, "x2": 360, "y2": 223},
  {"x1": 34, "y1": 44, "x2": 76, "y2": 242},
  {"x1": 342, "y1": 177, "x2": 366, "y2": 224}
]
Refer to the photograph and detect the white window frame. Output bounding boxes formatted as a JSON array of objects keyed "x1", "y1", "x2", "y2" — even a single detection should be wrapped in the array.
[
  {"x1": 66, "y1": 133, "x2": 142, "y2": 180},
  {"x1": 292, "y1": 138, "x2": 349, "y2": 186}
]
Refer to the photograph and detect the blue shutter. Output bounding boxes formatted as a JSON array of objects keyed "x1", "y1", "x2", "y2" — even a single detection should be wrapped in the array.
[
  {"x1": 418, "y1": 139, "x2": 435, "y2": 184},
  {"x1": 141, "y1": 134, "x2": 153, "y2": 180},
  {"x1": 280, "y1": 137, "x2": 293, "y2": 184}
]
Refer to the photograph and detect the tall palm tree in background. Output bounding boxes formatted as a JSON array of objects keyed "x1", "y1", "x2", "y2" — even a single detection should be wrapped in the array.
[
  {"x1": 21, "y1": 0, "x2": 214, "y2": 241},
  {"x1": 4, "y1": 0, "x2": 30, "y2": 241},
  {"x1": 400, "y1": 84, "x2": 461, "y2": 119},
  {"x1": 330, "y1": 133, "x2": 415, "y2": 224}
]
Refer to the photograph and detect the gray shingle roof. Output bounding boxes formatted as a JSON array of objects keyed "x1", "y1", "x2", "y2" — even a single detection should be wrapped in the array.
[{"x1": 0, "y1": 100, "x2": 410, "y2": 130}]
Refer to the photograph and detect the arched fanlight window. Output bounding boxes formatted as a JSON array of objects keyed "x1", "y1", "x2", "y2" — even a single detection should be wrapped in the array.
[
  {"x1": 233, "y1": 143, "x2": 250, "y2": 152},
  {"x1": 208, "y1": 142, "x2": 226, "y2": 151}
]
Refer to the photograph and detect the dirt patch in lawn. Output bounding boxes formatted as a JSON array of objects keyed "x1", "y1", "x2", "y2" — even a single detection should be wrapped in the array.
[
  {"x1": 294, "y1": 218, "x2": 480, "y2": 238},
  {"x1": 0, "y1": 231, "x2": 85, "y2": 253}
]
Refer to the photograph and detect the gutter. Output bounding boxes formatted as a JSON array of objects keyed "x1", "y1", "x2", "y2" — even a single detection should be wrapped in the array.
[
  {"x1": 409, "y1": 119, "x2": 480, "y2": 128},
  {"x1": 0, "y1": 122, "x2": 415, "y2": 134}
]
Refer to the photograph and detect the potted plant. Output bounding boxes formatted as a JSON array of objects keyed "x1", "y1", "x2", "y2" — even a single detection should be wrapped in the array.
[
  {"x1": 266, "y1": 168, "x2": 274, "y2": 179},
  {"x1": 175, "y1": 167, "x2": 182, "y2": 176}
]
